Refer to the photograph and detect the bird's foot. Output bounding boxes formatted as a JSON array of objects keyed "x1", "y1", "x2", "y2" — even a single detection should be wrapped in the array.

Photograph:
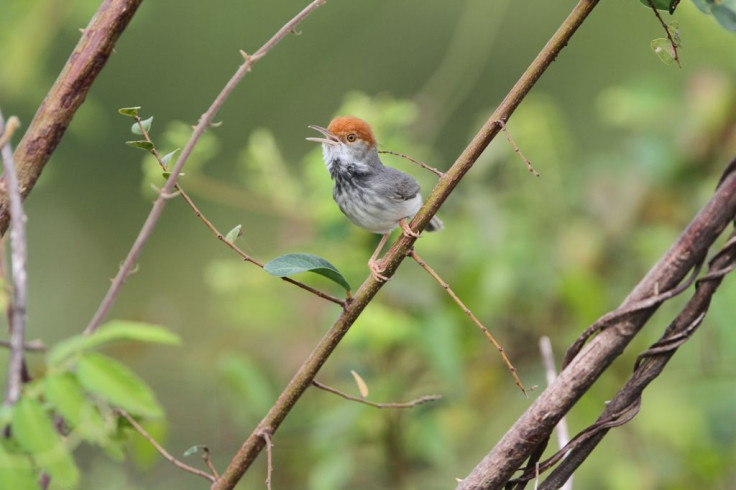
[
  {"x1": 368, "y1": 258, "x2": 389, "y2": 282},
  {"x1": 399, "y1": 218, "x2": 420, "y2": 238}
]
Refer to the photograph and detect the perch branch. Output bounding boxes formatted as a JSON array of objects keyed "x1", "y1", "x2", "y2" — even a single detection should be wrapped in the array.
[
  {"x1": 212, "y1": 1, "x2": 601, "y2": 488},
  {"x1": 83, "y1": 0, "x2": 328, "y2": 335},
  {"x1": 0, "y1": 0, "x2": 144, "y2": 235},
  {"x1": 311, "y1": 380, "x2": 442, "y2": 409}
]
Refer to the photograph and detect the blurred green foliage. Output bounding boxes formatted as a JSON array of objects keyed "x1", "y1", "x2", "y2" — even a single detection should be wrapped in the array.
[{"x1": 1, "y1": 0, "x2": 736, "y2": 489}]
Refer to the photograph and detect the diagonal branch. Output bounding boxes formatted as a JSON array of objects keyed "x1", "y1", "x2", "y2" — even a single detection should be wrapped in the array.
[
  {"x1": 83, "y1": 0, "x2": 328, "y2": 335},
  {"x1": 457, "y1": 158, "x2": 736, "y2": 489},
  {"x1": 311, "y1": 380, "x2": 442, "y2": 409},
  {"x1": 212, "y1": 1, "x2": 602, "y2": 488},
  {"x1": 0, "y1": 0, "x2": 145, "y2": 235}
]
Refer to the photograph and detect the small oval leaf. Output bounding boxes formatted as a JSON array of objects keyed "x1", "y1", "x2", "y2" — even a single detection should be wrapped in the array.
[
  {"x1": 264, "y1": 253, "x2": 351, "y2": 291},
  {"x1": 161, "y1": 149, "x2": 180, "y2": 167},
  {"x1": 131, "y1": 116, "x2": 154, "y2": 135},
  {"x1": 118, "y1": 106, "x2": 141, "y2": 117},
  {"x1": 638, "y1": 0, "x2": 678, "y2": 11},
  {"x1": 126, "y1": 140, "x2": 154, "y2": 151},
  {"x1": 350, "y1": 370, "x2": 369, "y2": 398},
  {"x1": 76, "y1": 352, "x2": 163, "y2": 418},
  {"x1": 225, "y1": 224, "x2": 243, "y2": 243},
  {"x1": 12, "y1": 397, "x2": 80, "y2": 487}
]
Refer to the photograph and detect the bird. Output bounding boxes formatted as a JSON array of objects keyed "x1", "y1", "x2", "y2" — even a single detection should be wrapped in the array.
[{"x1": 306, "y1": 116, "x2": 443, "y2": 281}]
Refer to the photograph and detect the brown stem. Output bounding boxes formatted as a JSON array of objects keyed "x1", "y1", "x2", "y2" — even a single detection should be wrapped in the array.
[
  {"x1": 212, "y1": 1, "x2": 601, "y2": 488},
  {"x1": 377, "y1": 150, "x2": 445, "y2": 178},
  {"x1": 119, "y1": 410, "x2": 216, "y2": 483},
  {"x1": 0, "y1": 0, "x2": 144, "y2": 235},
  {"x1": 647, "y1": 0, "x2": 681, "y2": 68},
  {"x1": 82, "y1": 0, "x2": 328, "y2": 336},
  {"x1": 134, "y1": 117, "x2": 346, "y2": 308},
  {"x1": 311, "y1": 380, "x2": 442, "y2": 409},
  {"x1": 409, "y1": 250, "x2": 527, "y2": 395}
]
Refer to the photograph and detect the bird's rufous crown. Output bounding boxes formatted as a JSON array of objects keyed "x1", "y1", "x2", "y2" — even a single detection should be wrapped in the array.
[{"x1": 327, "y1": 116, "x2": 376, "y2": 147}]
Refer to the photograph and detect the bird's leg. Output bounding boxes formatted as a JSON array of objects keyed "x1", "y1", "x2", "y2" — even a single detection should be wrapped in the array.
[
  {"x1": 368, "y1": 233, "x2": 390, "y2": 282},
  {"x1": 398, "y1": 218, "x2": 420, "y2": 238}
]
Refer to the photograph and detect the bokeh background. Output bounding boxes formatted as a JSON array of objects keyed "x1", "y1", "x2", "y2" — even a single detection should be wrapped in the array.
[{"x1": 2, "y1": 0, "x2": 736, "y2": 488}]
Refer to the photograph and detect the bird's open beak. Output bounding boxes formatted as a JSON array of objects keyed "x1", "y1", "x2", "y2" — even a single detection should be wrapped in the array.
[{"x1": 306, "y1": 125, "x2": 340, "y2": 146}]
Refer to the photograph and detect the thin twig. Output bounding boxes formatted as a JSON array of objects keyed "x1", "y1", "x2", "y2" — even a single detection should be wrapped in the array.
[
  {"x1": 119, "y1": 410, "x2": 216, "y2": 483},
  {"x1": 82, "y1": 0, "x2": 328, "y2": 336},
  {"x1": 378, "y1": 150, "x2": 445, "y2": 178},
  {"x1": 496, "y1": 119, "x2": 540, "y2": 177},
  {"x1": 133, "y1": 117, "x2": 346, "y2": 308},
  {"x1": 258, "y1": 429, "x2": 274, "y2": 490},
  {"x1": 201, "y1": 447, "x2": 220, "y2": 480},
  {"x1": 311, "y1": 380, "x2": 442, "y2": 409},
  {"x1": 0, "y1": 339, "x2": 46, "y2": 352},
  {"x1": 0, "y1": 111, "x2": 28, "y2": 407},
  {"x1": 538, "y1": 337, "x2": 572, "y2": 490},
  {"x1": 409, "y1": 250, "x2": 528, "y2": 395},
  {"x1": 647, "y1": 0, "x2": 681, "y2": 68}
]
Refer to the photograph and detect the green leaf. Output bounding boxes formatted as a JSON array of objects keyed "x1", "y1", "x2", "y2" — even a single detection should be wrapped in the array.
[
  {"x1": 126, "y1": 140, "x2": 154, "y2": 151},
  {"x1": 76, "y1": 352, "x2": 164, "y2": 418},
  {"x1": 264, "y1": 253, "x2": 351, "y2": 291},
  {"x1": 12, "y1": 397, "x2": 79, "y2": 487},
  {"x1": 712, "y1": 3, "x2": 736, "y2": 31},
  {"x1": 161, "y1": 171, "x2": 185, "y2": 179},
  {"x1": 0, "y1": 442, "x2": 36, "y2": 490},
  {"x1": 44, "y1": 373, "x2": 109, "y2": 444},
  {"x1": 131, "y1": 116, "x2": 153, "y2": 135},
  {"x1": 118, "y1": 106, "x2": 141, "y2": 117},
  {"x1": 160, "y1": 149, "x2": 180, "y2": 168},
  {"x1": 650, "y1": 38, "x2": 677, "y2": 65},
  {"x1": 638, "y1": 0, "x2": 679, "y2": 12},
  {"x1": 47, "y1": 321, "x2": 180, "y2": 367},
  {"x1": 225, "y1": 224, "x2": 243, "y2": 243}
]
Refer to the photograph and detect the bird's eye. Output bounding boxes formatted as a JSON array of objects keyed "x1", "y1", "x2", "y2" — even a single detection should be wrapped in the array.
[{"x1": 346, "y1": 133, "x2": 356, "y2": 142}]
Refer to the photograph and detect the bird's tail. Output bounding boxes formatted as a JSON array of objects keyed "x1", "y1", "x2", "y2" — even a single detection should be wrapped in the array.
[{"x1": 425, "y1": 215, "x2": 444, "y2": 232}]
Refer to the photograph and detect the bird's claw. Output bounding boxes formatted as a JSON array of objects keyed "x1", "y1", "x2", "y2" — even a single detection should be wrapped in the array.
[
  {"x1": 368, "y1": 259, "x2": 389, "y2": 282},
  {"x1": 399, "y1": 219, "x2": 420, "y2": 238}
]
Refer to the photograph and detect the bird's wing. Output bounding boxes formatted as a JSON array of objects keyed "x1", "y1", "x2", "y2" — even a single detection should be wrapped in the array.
[{"x1": 380, "y1": 167, "x2": 420, "y2": 201}]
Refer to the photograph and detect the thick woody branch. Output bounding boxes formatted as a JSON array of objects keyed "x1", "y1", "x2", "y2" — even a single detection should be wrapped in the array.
[
  {"x1": 457, "y1": 160, "x2": 736, "y2": 490},
  {"x1": 537, "y1": 231, "x2": 736, "y2": 489},
  {"x1": 212, "y1": 1, "x2": 601, "y2": 488},
  {"x1": 0, "y1": 0, "x2": 144, "y2": 235}
]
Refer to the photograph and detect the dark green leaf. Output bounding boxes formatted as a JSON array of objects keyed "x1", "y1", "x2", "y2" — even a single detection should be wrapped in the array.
[
  {"x1": 638, "y1": 0, "x2": 678, "y2": 11},
  {"x1": 47, "y1": 320, "x2": 180, "y2": 366},
  {"x1": 264, "y1": 253, "x2": 351, "y2": 291},
  {"x1": 126, "y1": 140, "x2": 154, "y2": 151},
  {"x1": 118, "y1": 106, "x2": 141, "y2": 117},
  {"x1": 712, "y1": 3, "x2": 736, "y2": 31},
  {"x1": 131, "y1": 116, "x2": 154, "y2": 135},
  {"x1": 225, "y1": 224, "x2": 243, "y2": 243},
  {"x1": 12, "y1": 397, "x2": 79, "y2": 487},
  {"x1": 76, "y1": 352, "x2": 164, "y2": 418},
  {"x1": 162, "y1": 171, "x2": 185, "y2": 179}
]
